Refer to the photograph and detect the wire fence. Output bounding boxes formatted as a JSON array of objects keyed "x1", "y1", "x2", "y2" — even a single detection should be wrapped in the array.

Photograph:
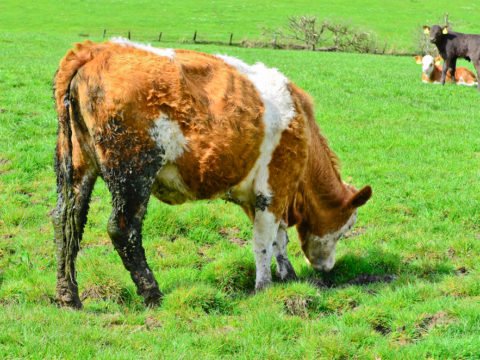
[{"x1": 79, "y1": 28, "x2": 419, "y2": 56}]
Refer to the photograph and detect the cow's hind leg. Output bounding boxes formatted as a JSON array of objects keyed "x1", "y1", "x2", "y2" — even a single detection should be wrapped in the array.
[
  {"x1": 104, "y1": 167, "x2": 163, "y2": 307},
  {"x1": 474, "y1": 59, "x2": 480, "y2": 90},
  {"x1": 53, "y1": 160, "x2": 97, "y2": 308},
  {"x1": 273, "y1": 226, "x2": 297, "y2": 281}
]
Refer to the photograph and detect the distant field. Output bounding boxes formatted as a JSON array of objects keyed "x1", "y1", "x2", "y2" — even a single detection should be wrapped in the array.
[
  {"x1": 2, "y1": 2, "x2": 480, "y2": 359},
  {"x1": 2, "y1": 0, "x2": 480, "y2": 52}
]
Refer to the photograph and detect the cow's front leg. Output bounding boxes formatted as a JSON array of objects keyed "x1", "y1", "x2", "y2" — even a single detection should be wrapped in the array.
[
  {"x1": 273, "y1": 226, "x2": 297, "y2": 281},
  {"x1": 105, "y1": 171, "x2": 163, "y2": 307},
  {"x1": 253, "y1": 207, "x2": 279, "y2": 291},
  {"x1": 441, "y1": 61, "x2": 448, "y2": 84},
  {"x1": 449, "y1": 57, "x2": 457, "y2": 83}
]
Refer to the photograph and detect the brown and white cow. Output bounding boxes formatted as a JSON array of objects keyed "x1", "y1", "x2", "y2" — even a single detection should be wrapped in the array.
[
  {"x1": 414, "y1": 54, "x2": 477, "y2": 86},
  {"x1": 53, "y1": 38, "x2": 372, "y2": 308}
]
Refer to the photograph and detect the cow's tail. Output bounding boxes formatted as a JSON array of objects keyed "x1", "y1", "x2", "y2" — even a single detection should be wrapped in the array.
[{"x1": 52, "y1": 40, "x2": 100, "y2": 281}]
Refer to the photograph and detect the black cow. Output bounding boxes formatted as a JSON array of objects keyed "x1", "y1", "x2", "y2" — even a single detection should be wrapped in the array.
[{"x1": 423, "y1": 25, "x2": 480, "y2": 90}]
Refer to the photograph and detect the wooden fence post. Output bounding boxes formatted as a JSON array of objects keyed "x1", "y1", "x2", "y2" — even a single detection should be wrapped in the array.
[
  {"x1": 193, "y1": 30, "x2": 197, "y2": 42},
  {"x1": 229, "y1": 33, "x2": 233, "y2": 45},
  {"x1": 158, "y1": 32, "x2": 162, "y2": 42},
  {"x1": 128, "y1": 31, "x2": 131, "y2": 40}
]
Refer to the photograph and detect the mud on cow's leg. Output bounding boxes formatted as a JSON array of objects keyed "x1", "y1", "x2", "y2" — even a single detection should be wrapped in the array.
[
  {"x1": 273, "y1": 226, "x2": 297, "y2": 281},
  {"x1": 104, "y1": 164, "x2": 163, "y2": 307},
  {"x1": 53, "y1": 167, "x2": 97, "y2": 309},
  {"x1": 253, "y1": 194, "x2": 279, "y2": 291}
]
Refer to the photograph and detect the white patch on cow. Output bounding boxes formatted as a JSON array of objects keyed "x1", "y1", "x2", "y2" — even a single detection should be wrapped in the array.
[
  {"x1": 252, "y1": 210, "x2": 279, "y2": 289},
  {"x1": 216, "y1": 54, "x2": 296, "y2": 200},
  {"x1": 149, "y1": 114, "x2": 188, "y2": 164},
  {"x1": 110, "y1": 37, "x2": 175, "y2": 59},
  {"x1": 456, "y1": 77, "x2": 476, "y2": 86},
  {"x1": 421, "y1": 55, "x2": 435, "y2": 76},
  {"x1": 305, "y1": 210, "x2": 358, "y2": 272}
]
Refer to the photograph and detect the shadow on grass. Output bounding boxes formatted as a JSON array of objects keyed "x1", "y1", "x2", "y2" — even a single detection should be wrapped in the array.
[{"x1": 297, "y1": 249, "x2": 456, "y2": 289}]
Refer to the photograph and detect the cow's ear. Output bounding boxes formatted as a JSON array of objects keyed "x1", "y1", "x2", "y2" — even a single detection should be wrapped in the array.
[
  {"x1": 347, "y1": 186, "x2": 372, "y2": 208},
  {"x1": 423, "y1": 26, "x2": 431, "y2": 35},
  {"x1": 442, "y1": 26, "x2": 449, "y2": 35},
  {"x1": 414, "y1": 55, "x2": 422, "y2": 64},
  {"x1": 434, "y1": 55, "x2": 443, "y2": 66}
]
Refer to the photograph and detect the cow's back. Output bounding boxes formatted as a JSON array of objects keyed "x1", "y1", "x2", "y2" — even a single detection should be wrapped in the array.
[{"x1": 70, "y1": 43, "x2": 268, "y2": 203}]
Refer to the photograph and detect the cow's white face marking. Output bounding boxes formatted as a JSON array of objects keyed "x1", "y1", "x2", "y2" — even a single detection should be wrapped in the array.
[
  {"x1": 421, "y1": 55, "x2": 435, "y2": 76},
  {"x1": 216, "y1": 54, "x2": 296, "y2": 200},
  {"x1": 304, "y1": 210, "x2": 358, "y2": 272},
  {"x1": 150, "y1": 114, "x2": 188, "y2": 164},
  {"x1": 111, "y1": 37, "x2": 175, "y2": 59}
]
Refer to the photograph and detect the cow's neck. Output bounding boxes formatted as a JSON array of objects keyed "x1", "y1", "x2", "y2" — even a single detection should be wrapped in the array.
[{"x1": 293, "y1": 122, "x2": 350, "y2": 233}]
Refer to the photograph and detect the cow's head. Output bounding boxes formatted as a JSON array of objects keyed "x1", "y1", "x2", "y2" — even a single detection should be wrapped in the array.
[
  {"x1": 298, "y1": 185, "x2": 372, "y2": 272},
  {"x1": 423, "y1": 25, "x2": 449, "y2": 44},
  {"x1": 415, "y1": 55, "x2": 442, "y2": 76}
]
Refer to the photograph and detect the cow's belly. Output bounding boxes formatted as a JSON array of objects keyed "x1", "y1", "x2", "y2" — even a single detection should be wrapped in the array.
[
  {"x1": 152, "y1": 142, "x2": 261, "y2": 206},
  {"x1": 172, "y1": 129, "x2": 263, "y2": 200}
]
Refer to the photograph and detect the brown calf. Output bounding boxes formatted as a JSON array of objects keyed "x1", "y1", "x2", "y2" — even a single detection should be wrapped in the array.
[
  {"x1": 423, "y1": 25, "x2": 480, "y2": 90},
  {"x1": 414, "y1": 54, "x2": 477, "y2": 86},
  {"x1": 53, "y1": 39, "x2": 372, "y2": 308}
]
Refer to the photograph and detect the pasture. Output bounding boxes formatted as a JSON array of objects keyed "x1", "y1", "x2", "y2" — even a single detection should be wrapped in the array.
[{"x1": 1, "y1": 1, "x2": 480, "y2": 358}]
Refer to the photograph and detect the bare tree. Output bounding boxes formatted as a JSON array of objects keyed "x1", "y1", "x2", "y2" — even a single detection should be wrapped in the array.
[
  {"x1": 285, "y1": 16, "x2": 327, "y2": 50},
  {"x1": 263, "y1": 15, "x2": 385, "y2": 54}
]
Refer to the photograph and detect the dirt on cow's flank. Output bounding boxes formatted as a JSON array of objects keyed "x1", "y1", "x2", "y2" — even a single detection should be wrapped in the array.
[{"x1": 2, "y1": 3, "x2": 480, "y2": 358}]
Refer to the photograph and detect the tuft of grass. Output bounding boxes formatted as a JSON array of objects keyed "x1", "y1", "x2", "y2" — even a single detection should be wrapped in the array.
[
  {"x1": 162, "y1": 284, "x2": 233, "y2": 315},
  {"x1": 201, "y1": 249, "x2": 256, "y2": 293}
]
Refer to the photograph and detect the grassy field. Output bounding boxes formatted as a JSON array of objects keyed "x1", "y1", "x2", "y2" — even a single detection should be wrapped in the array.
[
  {"x1": 2, "y1": 1, "x2": 480, "y2": 359},
  {"x1": 3, "y1": 0, "x2": 480, "y2": 52}
]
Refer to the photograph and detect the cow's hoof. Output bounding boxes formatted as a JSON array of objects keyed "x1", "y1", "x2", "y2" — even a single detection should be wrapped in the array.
[
  {"x1": 276, "y1": 268, "x2": 298, "y2": 282},
  {"x1": 143, "y1": 289, "x2": 164, "y2": 308},
  {"x1": 276, "y1": 261, "x2": 298, "y2": 282},
  {"x1": 255, "y1": 280, "x2": 272, "y2": 292},
  {"x1": 56, "y1": 291, "x2": 82, "y2": 309}
]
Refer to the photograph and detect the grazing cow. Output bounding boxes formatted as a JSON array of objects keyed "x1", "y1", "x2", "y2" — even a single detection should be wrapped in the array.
[
  {"x1": 53, "y1": 39, "x2": 372, "y2": 308},
  {"x1": 423, "y1": 25, "x2": 480, "y2": 90},
  {"x1": 414, "y1": 54, "x2": 477, "y2": 86}
]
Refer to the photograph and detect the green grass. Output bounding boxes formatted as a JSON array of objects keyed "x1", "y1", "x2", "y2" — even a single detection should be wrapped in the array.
[
  {"x1": 3, "y1": 0, "x2": 480, "y2": 52},
  {"x1": 2, "y1": 1, "x2": 480, "y2": 359}
]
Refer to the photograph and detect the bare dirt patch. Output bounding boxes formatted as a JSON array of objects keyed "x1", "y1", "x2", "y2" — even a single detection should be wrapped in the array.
[
  {"x1": 372, "y1": 320, "x2": 391, "y2": 335},
  {"x1": 346, "y1": 274, "x2": 396, "y2": 286},
  {"x1": 145, "y1": 316, "x2": 162, "y2": 330},
  {"x1": 0, "y1": 158, "x2": 12, "y2": 175},
  {"x1": 219, "y1": 227, "x2": 247, "y2": 247},
  {"x1": 309, "y1": 274, "x2": 396, "y2": 289},
  {"x1": 415, "y1": 311, "x2": 454, "y2": 338}
]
